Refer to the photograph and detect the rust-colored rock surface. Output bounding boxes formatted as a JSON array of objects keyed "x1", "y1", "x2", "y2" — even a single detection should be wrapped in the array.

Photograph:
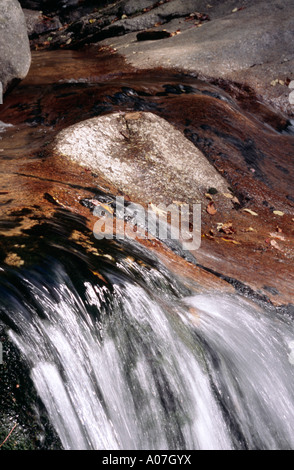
[{"x1": 0, "y1": 48, "x2": 293, "y2": 307}]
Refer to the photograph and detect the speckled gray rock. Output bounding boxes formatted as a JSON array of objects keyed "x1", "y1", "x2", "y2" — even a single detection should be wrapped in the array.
[
  {"x1": 54, "y1": 111, "x2": 231, "y2": 205},
  {"x1": 0, "y1": 0, "x2": 31, "y2": 93}
]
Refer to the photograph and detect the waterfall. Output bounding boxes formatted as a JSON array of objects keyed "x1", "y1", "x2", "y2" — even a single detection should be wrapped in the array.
[{"x1": 1, "y1": 245, "x2": 294, "y2": 450}]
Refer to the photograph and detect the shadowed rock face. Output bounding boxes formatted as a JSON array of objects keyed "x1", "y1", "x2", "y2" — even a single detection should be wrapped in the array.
[
  {"x1": 0, "y1": 0, "x2": 31, "y2": 93},
  {"x1": 54, "y1": 111, "x2": 231, "y2": 206}
]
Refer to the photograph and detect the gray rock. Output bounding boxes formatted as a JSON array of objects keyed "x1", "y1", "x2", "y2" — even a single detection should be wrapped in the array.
[
  {"x1": 54, "y1": 111, "x2": 230, "y2": 206},
  {"x1": 117, "y1": 0, "x2": 202, "y2": 17},
  {"x1": 23, "y1": 9, "x2": 62, "y2": 37},
  {"x1": 0, "y1": 0, "x2": 31, "y2": 93},
  {"x1": 106, "y1": 0, "x2": 294, "y2": 74},
  {"x1": 101, "y1": 0, "x2": 294, "y2": 116},
  {"x1": 42, "y1": 0, "x2": 207, "y2": 48},
  {"x1": 118, "y1": 0, "x2": 157, "y2": 17},
  {"x1": 23, "y1": 9, "x2": 42, "y2": 36},
  {"x1": 107, "y1": 0, "x2": 206, "y2": 34}
]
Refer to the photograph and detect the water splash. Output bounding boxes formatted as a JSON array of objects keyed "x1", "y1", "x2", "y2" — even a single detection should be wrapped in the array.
[
  {"x1": 185, "y1": 294, "x2": 294, "y2": 450},
  {"x1": 5, "y1": 262, "x2": 231, "y2": 450},
  {"x1": 2, "y1": 252, "x2": 294, "y2": 450},
  {"x1": 0, "y1": 121, "x2": 13, "y2": 133}
]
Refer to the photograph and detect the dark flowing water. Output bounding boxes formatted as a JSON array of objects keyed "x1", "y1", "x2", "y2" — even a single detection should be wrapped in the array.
[
  {"x1": 0, "y1": 48, "x2": 294, "y2": 450},
  {"x1": 1, "y1": 213, "x2": 294, "y2": 450}
]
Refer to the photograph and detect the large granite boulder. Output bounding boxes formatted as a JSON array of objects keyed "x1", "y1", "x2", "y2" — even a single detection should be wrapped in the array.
[
  {"x1": 54, "y1": 111, "x2": 231, "y2": 207},
  {"x1": 0, "y1": 0, "x2": 31, "y2": 94}
]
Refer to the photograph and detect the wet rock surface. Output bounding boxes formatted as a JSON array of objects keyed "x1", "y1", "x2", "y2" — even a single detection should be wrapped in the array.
[
  {"x1": 0, "y1": 0, "x2": 31, "y2": 93},
  {"x1": 21, "y1": 0, "x2": 294, "y2": 116},
  {"x1": 0, "y1": 49, "x2": 293, "y2": 307},
  {"x1": 1, "y1": 1, "x2": 293, "y2": 451},
  {"x1": 100, "y1": 0, "x2": 294, "y2": 116}
]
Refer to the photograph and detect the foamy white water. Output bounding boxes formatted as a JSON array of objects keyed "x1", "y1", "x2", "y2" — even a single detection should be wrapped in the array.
[{"x1": 5, "y1": 264, "x2": 294, "y2": 450}]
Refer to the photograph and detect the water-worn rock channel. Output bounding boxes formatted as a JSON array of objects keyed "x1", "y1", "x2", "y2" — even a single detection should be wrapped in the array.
[{"x1": 0, "y1": 1, "x2": 294, "y2": 451}]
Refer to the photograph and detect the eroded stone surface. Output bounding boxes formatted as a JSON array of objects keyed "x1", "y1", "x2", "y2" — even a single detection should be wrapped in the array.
[
  {"x1": 1, "y1": 50, "x2": 293, "y2": 306},
  {"x1": 24, "y1": 0, "x2": 294, "y2": 116},
  {"x1": 54, "y1": 111, "x2": 231, "y2": 206},
  {"x1": 0, "y1": 0, "x2": 31, "y2": 93},
  {"x1": 100, "y1": 0, "x2": 294, "y2": 116}
]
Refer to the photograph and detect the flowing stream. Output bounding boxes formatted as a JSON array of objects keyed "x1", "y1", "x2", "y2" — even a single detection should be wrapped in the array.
[
  {"x1": 1, "y1": 228, "x2": 294, "y2": 450},
  {"x1": 0, "y1": 49, "x2": 294, "y2": 450}
]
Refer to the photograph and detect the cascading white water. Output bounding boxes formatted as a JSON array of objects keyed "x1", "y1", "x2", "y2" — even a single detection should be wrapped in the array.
[
  {"x1": 5, "y1": 260, "x2": 294, "y2": 450},
  {"x1": 185, "y1": 294, "x2": 294, "y2": 450},
  {"x1": 7, "y1": 266, "x2": 231, "y2": 450}
]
